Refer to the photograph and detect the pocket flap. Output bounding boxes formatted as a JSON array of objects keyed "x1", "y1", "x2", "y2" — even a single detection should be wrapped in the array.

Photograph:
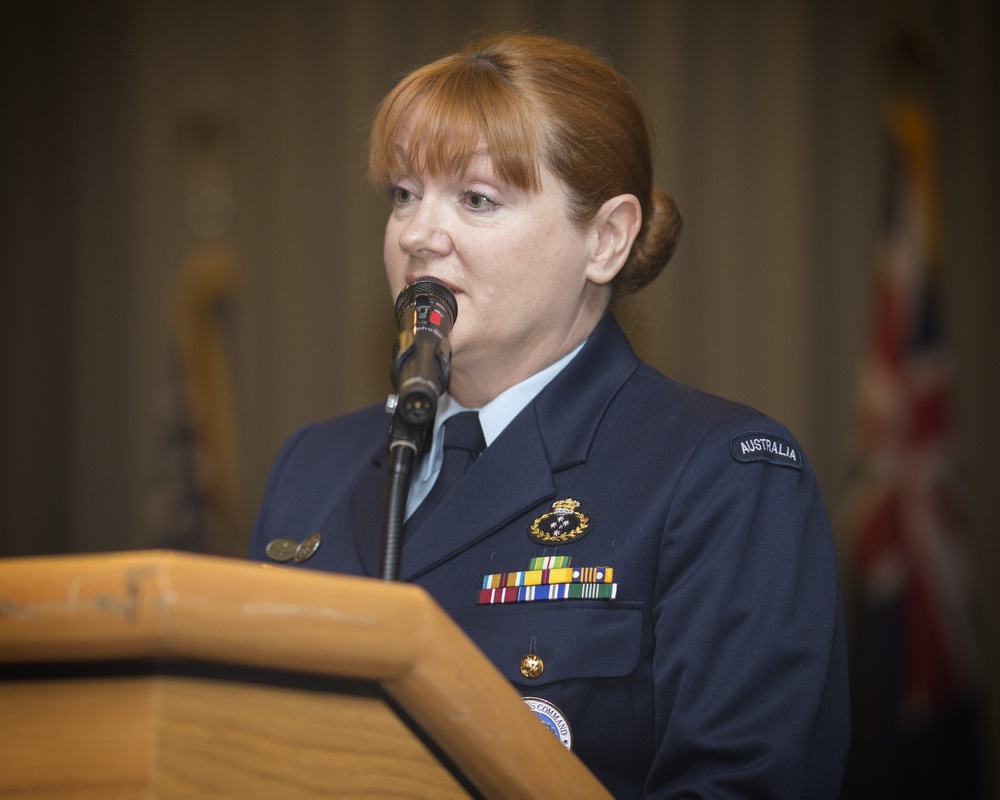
[{"x1": 448, "y1": 602, "x2": 642, "y2": 686}]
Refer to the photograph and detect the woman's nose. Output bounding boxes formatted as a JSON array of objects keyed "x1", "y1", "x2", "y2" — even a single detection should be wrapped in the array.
[{"x1": 397, "y1": 198, "x2": 452, "y2": 257}]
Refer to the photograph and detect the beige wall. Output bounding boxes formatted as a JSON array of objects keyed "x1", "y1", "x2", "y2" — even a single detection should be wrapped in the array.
[{"x1": 2, "y1": 0, "x2": 997, "y2": 794}]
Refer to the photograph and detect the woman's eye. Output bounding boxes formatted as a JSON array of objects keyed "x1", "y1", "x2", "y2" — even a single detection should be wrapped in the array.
[
  {"x1": 389, "y1": 186, "x2": 415, "y2": 205},
  {"x1": 463, "y1": 191, "x2": 496, "y2": 211}
]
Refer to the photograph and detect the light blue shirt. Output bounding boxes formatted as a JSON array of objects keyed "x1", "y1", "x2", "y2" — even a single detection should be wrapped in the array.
[{"x1": 405, "y1": 341, "x2": 585, "y2": 519}]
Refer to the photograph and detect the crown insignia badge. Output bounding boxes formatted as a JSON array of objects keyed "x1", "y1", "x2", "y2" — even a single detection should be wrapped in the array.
[
  {"x1": 552, "y1": 499, "x2": 580, "y2": 514},
  {"x1": 528, "y1": 498, "x2": 591, "y2": 545}
]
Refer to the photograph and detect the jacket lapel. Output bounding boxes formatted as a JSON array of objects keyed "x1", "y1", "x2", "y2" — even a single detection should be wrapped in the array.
[
  {"x1": 350, "y1": 448, "x2": 389, "y2": 577},
  {"x1": 399, "y1": 314, "x2": 641, "y2": 581},
  {"x1": 400, "y1": 403, "x2": 555, "y2": 579}
]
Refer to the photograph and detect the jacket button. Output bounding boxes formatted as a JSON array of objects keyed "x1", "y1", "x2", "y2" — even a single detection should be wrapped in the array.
[
  {"x1": 265, "y1": 537, "x2": 298, "y2": 562},
  {"x1": 294, "y1": 532, "x2": 322, "y2": 562},
  {"x1": 520, "y1": 653, "x2": 544, "y2": 679}
]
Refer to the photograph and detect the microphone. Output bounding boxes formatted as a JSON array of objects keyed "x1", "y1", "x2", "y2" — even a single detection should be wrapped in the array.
[{"x1": 390, "y1": 277, "x2": 458, "y2": 425}]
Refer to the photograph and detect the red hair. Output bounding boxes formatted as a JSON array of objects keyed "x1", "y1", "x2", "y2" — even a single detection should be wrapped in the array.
[{"x1": 369, "y1": 33, "x2": 681, "y2": 298}]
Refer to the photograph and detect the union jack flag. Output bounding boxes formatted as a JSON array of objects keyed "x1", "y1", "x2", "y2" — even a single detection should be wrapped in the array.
[{"x1": 846, "y1": 94, "x2": 982, "y2": 797}]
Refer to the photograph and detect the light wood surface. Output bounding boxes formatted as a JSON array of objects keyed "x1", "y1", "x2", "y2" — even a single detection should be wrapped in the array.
[
  {"x1": 1, "y1": 677, "x2": 155, "y2": 800},
  {"x1": 0, "y1": 551, "x2": 612, "y2": 799}
]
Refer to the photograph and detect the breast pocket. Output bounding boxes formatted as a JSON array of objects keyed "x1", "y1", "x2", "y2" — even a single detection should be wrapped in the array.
[{"x1": 448, "y1": 601, "x2": 643, "y2": 688}]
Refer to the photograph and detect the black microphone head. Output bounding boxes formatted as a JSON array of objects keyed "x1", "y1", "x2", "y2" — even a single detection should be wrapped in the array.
[
  {"x1": 391, "y1": 277, "x2": 457, "y2": 425},
  {"x1": 394, "y1": 277, "x2": 458, "y2": 325}
]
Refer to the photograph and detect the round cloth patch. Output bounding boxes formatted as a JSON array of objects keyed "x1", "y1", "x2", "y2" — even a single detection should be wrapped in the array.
[
  {"x1": 528, "y1": 498, "x2": 590, "y2": 545},
  {"x1": 523, "y1": 696, "x2": 573, "y2": 750}
]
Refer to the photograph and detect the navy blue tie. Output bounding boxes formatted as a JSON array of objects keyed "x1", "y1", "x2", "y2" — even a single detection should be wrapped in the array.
[{"x1": 406, "y1": 411, "x2": 485, "y2": 535}]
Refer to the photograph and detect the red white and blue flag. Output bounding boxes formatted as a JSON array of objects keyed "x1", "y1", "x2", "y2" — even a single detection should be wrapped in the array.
[{"x1": 846, "y1": 94, "x2": 982, "y2": 797}]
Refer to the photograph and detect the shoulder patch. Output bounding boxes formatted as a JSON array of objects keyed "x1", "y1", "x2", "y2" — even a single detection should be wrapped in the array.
[{"x1": 730, "y1": 431, "x2": 803, "y2": 469}]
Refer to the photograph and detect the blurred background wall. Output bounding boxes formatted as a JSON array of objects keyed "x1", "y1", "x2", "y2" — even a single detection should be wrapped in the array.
[{"x1": 1, "y1": 0, "x2": 997, "y2": 796}]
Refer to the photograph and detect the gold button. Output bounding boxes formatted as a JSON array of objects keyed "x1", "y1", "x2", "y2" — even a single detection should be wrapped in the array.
[
  {"x1": 294, "y1": 532, "x2": 322, "y2": 563},
  {"x1": 265, "y1": 537, "x2": 298, "y2": 563},
  {"x1": 520, "y1": 653, "x2": 544, "y2": 679}
]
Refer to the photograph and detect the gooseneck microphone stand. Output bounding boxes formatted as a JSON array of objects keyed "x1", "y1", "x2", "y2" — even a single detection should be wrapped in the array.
[
  {"x1": 379, "y1": 278, "x2": 457, "y2": 581},
  {"x1": 379, "y1": 408, "x2": 428, "y2": 581}
]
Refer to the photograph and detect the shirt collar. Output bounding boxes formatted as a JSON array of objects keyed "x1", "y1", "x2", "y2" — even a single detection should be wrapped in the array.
[{"x1": 419, "y1": 340, "x2": 586, "y2": 480}]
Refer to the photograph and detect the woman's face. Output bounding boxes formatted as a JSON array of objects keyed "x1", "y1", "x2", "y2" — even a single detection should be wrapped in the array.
[{"x1": 384, "y1": 137, "x2": 609, "y2": 407}]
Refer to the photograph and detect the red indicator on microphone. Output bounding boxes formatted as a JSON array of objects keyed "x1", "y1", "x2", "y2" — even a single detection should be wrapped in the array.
[{"x1": 430, "y1": 309, "x2": 442, "y2": 326}]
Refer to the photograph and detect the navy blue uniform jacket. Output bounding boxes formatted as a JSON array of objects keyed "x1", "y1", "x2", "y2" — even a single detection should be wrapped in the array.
[{"x1": 250, "y1": 314, "x2": 850, "y2": 798}]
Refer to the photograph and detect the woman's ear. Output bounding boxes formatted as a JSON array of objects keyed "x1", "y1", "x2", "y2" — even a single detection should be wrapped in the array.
[{"x1": 585, "y1": 194, "x2": 642, "y2": 285}]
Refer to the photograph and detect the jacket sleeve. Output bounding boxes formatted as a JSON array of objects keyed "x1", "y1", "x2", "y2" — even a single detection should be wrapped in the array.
[{"x1": 646, "y1": 417, "x2": 850, "y2": 798}]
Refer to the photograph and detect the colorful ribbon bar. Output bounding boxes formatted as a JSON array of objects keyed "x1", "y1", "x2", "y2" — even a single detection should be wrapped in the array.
[
  {"x1": 528, "y1": 555, "x2": 571, "y2": 570},
  {"x1": 482, "y1": 566, "x2": 614, "y2": 590},
  {"x1": 478, "y1": 583, "x2": 618, "y2": 605}
]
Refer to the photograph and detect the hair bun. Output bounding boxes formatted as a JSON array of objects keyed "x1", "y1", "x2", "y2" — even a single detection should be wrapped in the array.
[{"x1": 614, "y1": 187, "x2": 683, "y2": 299}]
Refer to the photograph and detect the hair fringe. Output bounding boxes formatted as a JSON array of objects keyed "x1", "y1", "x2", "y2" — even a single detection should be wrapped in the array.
[{"x1": 368, "y1": 33, "x2": 683, "y2": 303}]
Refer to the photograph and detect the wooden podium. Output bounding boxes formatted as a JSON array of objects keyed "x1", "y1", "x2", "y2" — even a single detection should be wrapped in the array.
[{"x1": 0, "y1": 551, "x2": 611, "y2": 799}]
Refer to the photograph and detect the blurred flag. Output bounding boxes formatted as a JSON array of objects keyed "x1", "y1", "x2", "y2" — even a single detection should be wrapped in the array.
[
  {"x1": 148, "y1": 112, "x2": 244, "y2": 555},
  {"x1": 845, "y1": 88, "x2": 983, "y2": 798},
  {"x1": 148, "y1": 245, "x2": 243, "y2": 555}
]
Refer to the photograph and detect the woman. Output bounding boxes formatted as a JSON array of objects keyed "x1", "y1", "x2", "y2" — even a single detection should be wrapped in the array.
[{"x1": 251, "y1": 33, "x2": 849, "y2": 798}]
